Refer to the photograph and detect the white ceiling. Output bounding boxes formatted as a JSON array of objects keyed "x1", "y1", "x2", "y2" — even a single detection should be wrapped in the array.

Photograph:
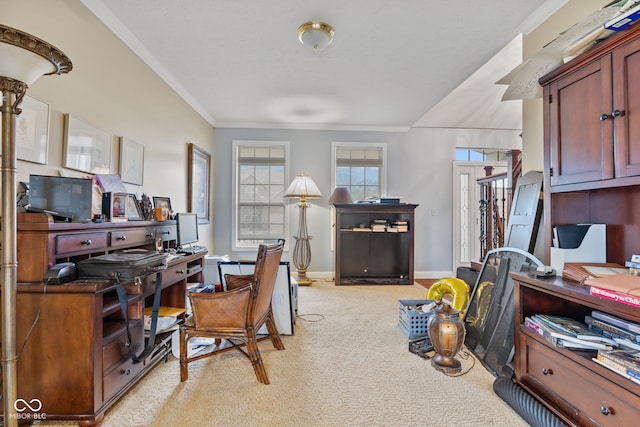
[{"x1": 81, "y1": 0, "x2": 567, "y2": 131}]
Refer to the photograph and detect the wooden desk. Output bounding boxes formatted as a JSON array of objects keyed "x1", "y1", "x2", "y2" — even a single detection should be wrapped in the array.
[{"x1": 3, "y1": 213, "x2": 205, "y2": 426}]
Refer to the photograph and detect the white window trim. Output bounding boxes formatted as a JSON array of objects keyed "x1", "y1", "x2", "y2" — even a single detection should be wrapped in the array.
[
  {"x1": 232, "y1": 140, "x2": 290, "y2": 251},
  {"x1": 331, "y1": 142, "x2": 388, "y2": 195}
]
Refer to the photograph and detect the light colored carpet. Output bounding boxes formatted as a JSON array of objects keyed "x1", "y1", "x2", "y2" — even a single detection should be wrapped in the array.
[{"x1": 35, "y1": 281, "x2": 528, "y2": 427}]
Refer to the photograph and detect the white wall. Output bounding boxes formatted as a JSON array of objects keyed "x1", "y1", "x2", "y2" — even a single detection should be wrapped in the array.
[
  {"x1": 213, "y1": 127, "x2": 521, "y2": 278},
  {"x1": 2, "y1": 0, "x2": 216, "y2": 250}
]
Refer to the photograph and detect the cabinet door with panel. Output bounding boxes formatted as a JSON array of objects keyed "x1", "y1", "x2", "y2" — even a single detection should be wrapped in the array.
[
  {"x1": 613, "y1": 35, "x2": 640, "y2": 179},
  {"x1": 546, "y1": 56, "x2": 613, "y2": 187}
]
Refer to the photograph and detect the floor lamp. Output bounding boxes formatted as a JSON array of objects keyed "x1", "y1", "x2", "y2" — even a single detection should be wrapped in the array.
[
  {"x1": 284, "y1": 173, "x2": 322, "y2": 285},
  {"x1": 0, "y1": 25, "x2": 71, "y2": 426}
]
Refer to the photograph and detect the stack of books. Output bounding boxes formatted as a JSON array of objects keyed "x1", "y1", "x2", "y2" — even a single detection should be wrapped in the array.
[
  {"x1": 594, "y1": 348, "x2": 640, "y2": 384},
  {"x1": 524, "y1": 314, "x2": 617, "y2": 350},
  {"x1": 370, "y1": 219, "x2": 388, "y2": 232},
  {"x1": 387, "y1": 220, "x2": 408, "y2": 233},
  {"x1": 584, "y1": 273, "x2": 640, "y2": 308},
  {"x1": 585, "y1": 310, "x2": 640, "y2": 351}
]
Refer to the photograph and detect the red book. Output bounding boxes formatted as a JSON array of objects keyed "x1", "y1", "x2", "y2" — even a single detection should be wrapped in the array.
[{"x1": 590, "y1": 286, "x2": 640, "y2": 308}]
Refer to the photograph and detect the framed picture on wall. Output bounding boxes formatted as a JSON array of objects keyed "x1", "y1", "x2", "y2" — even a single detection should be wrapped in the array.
[
  {"x1": 187, "y1": 143, "x2": 211, "y2": 224},
  {"x1": 120, "y1": 138, "x2": 144, "y2": 185},
  {"x1": 63, "y1": 114, "x2": 112, "y2": 174},
  {"x1": 12, "y1": 95, "x2": 50, "y2": 164}
]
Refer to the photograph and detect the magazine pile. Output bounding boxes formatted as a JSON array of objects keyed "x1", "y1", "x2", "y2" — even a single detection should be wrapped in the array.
[
  {"x1": 525, "y1": 310, "x2": 640, "y2": 384},
  {"x1": 524, "y1": 314, "x2": 618, "y2": 351}
]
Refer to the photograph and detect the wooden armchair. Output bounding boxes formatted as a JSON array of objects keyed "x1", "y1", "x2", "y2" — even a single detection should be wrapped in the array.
[{"x1": 179, "y1": 239, "x2": 285, "y2": 384}]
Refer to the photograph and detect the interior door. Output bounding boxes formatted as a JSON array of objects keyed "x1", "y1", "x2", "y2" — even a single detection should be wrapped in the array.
[{"x1": 452, "y1": 162, "x2": 506, "y2": 269}]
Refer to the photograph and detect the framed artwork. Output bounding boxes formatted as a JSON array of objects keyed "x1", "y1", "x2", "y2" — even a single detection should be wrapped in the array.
[
  {"x1": 8, "y1": 95, "x2": 50, "y2": 164},
  {"x1": 188, "y1": 143, "x2": 211, "y2": 223},
  {"x1": 153, "y1": 196, "x2": 172, "y2": 211},
  {"x1": 126, "y1": 194, "x2": 144, "y2": 220},
  {"x1": 120, "y1": 138, "x2": 144, "y2": 185},
  {"x1": 63, "y1": 114, "x2": 112, "y2": 174}
]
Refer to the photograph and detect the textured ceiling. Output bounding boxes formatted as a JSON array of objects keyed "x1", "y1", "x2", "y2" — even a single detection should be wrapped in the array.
[{"x1": 81, "y1": 0, "x2": 567, "y2": 130}]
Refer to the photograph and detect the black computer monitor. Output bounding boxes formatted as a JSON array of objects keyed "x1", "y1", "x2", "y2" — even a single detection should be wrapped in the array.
[
  {"x1": 176, "y1": 212, "x2": 199, "y2": 247},
  {"x1": 28, "y1": 175, "x2": 93, "y2": 222}
]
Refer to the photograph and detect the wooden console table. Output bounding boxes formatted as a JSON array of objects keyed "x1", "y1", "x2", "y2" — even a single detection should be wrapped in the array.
[{"x1": 2, "y1": 213, "x2": 206, "y2": 426}]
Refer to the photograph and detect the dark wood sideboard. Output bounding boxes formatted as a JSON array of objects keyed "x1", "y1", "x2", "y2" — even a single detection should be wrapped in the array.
[
  {"x1": 509, "y1": 22, "x2": 640, "y2": 427},
  {"x1": 334, "y1": 203, "x2": 417, "y2": 285},
  {"x1": 1, "y1": 213, "x2": 206, "y2": 426}
]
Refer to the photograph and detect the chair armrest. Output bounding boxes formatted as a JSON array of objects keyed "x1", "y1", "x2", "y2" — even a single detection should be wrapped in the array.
[{"x1": 225, "y1": 273, "x2": 254, "y2": 290}]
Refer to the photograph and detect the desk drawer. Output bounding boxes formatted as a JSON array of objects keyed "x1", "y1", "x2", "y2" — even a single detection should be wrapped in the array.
[
  {"x1": 103, "y1": 323, "x2": 143, "y2": 373},
  {"x1": 161, "y1": 262, "x2": 188, "y2": 287},
  {"x1": 524, "y1": 337, "x2": 640, "y2": 426},
  {"x1": 110, "y1": 227, "x2": 155, "y2": 249},
  {"x1": 56, "y1": 232, "x2": 109, "y2": 256},
  {"x1": 102, "y1": 356, "x2": 143, "y2": 403},
  {"x1": 155, "y1": 224, "x2": 176, "y2": 243}
]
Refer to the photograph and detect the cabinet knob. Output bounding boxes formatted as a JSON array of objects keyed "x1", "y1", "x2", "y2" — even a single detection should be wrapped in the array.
[
  {"x1": 124, "y1": 368, "x2": 131, "y2": 376},
  {"x1": 600, "y1": 406, "x2": 611, "y2": 416},
  {"x1": 81, "y1": 239, "x2": 92, "y2": 245},
  {"x1": 541, "y1": 368, "x2": 552, "y2": 375},
  {"x1": 116, "y1": 235, "x2": 126, "y2": 241},
  {"x1": 177, "y1": 270, "x2": 185, "y2": 274},
  {"x1": 600, "y1": 113, "x2": 610, "y2": 121},
  {"x1": 146, "y1": 233, "x2": 154, "y2": 238},
  {"x1": 612, "y1": 109, "x2": 623, "y2": 118}
]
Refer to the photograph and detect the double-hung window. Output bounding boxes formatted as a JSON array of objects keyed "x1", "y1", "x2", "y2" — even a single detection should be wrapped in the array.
[
  {"x1": 332, "y1": 142, "x2": 386, "y2": 201},
  {"x1": 232, "y1": 140, "x2": 289, "y2": 250}
]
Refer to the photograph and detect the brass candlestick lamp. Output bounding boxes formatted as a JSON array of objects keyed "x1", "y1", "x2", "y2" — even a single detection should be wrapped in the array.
[
  {"x1": 284, "y1": 173, "x2": 322, "y2": 285},
  {"x1": 0, "y1": 24, "x2": 72, "y2": 426}
]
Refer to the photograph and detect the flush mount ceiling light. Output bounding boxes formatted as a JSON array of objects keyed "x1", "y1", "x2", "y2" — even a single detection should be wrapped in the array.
[{"x1": 297, "y1": 21, "x2": 334, "y2": 51}]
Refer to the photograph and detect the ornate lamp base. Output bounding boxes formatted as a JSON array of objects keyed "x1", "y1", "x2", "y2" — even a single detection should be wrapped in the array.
[{"x1": 294, "y1": 269, "x2": 313, "y2": 286}]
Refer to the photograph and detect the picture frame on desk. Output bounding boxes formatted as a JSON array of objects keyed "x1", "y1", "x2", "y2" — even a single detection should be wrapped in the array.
[
  {"x1": 153, "y1": 196, "x2": 171, "y2": 212},
  {"x1": 126, "y1": 194, "x2": 144, "y2": 221},
  {"x1": 102, "y1": 191, "x2": 129, "y2": 221}
]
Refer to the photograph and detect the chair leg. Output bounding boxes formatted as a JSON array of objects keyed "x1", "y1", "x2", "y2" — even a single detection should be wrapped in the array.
[
  {"x1": 265, "y1": 310, "x2": 285, "y2": 350},
  {"x1": 247, "y1": 334, "x2": 270, "y2": 384},
  {"x1": 179, "y1": 329, "x2": 189, "y2": 382}
]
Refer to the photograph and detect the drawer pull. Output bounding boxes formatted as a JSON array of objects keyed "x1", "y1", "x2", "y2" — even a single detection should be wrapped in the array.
[
  {"x1": 116, "y1": 235, "x2": 126, "y2": 241},
  {"x1": 600, "y1": 113, "x2": 610, "y2": 121},
  {"x1": 177, "y1": 270, "x2": 185, "y2": 274},
  {"x1": 541, "y1": 368, "x2": 552, "y2": 375},
  {"x1": 124, "y1": 368, "x2": 131, "y2": 376},
  {"x1": 600, "y1": 406, "x2": 611, "y2": 416},
  {"x1": 612, "y1": 109, "x2": 623, "y2": 118},
  {"x1": 159, "y1": 230, "x2": 170, "y2": 235},
  {"x1": 81, "y1": 239, "x2": 92, "y2": 246},
  {"x1": 146, "y1": 233, "x2": 154, "y2": 237}
]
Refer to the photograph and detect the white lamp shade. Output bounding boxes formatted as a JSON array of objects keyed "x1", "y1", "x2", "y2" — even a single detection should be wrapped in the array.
[
  {"x1": 0, "y1": 25, "x2": 72, "y2": 85},
  {"x1": 0, "y1": 43, "x2": 57, "y2": 85},
  {"x1": 284, "y1": 173, "x2": 322, "y2": 199}
]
